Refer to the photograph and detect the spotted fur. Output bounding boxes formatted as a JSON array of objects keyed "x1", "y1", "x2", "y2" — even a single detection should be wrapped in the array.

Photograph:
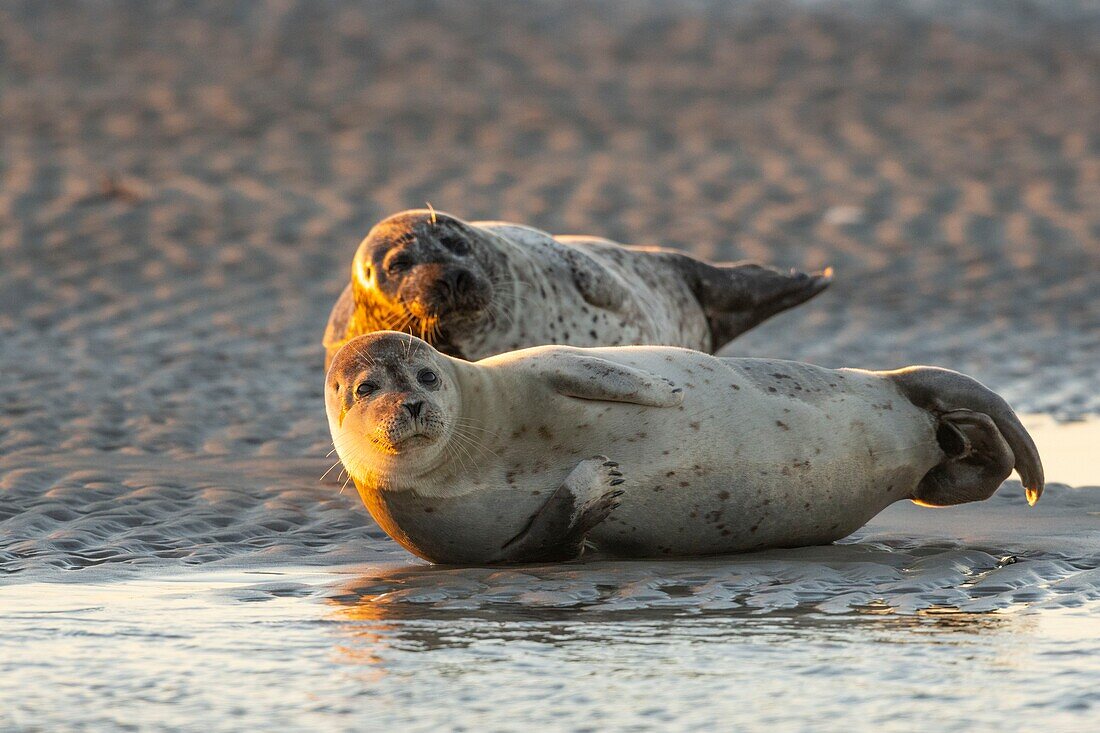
[{"x1": 323, "y1": 210, "x2": 831, "y2": 368}]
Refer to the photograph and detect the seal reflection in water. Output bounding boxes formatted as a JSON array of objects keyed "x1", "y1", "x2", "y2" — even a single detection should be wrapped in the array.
[
  {"x1": 323, "y1": 209, "x2": 831, "y2": 367},
  {"x1": 326, "y1": 332, "x2": 1044, "y2": 565}
]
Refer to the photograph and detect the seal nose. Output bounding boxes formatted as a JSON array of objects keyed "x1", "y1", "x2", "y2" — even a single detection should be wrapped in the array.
[
  {"x1": 453, "y1": 270, "x2": 473, "y2": 293},
  {"x1": 403, "y1": 400, "x2": 424, "y2": 419},
  {"x1": 438, "y1": 269, "x2": 473, "y2": 296}
]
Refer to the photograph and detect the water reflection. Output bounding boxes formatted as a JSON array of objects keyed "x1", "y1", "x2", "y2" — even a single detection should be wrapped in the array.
[{"x1": 323, "y1": 557, "x2": 1021, "y2": 662}]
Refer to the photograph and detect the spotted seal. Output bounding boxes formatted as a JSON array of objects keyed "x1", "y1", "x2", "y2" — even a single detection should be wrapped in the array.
[
  {"x1": 323, "y1": 209, "x2": 830, "y2": 367},
  {"x1": 325, "y1": 331, "x2": 1044, "y2": 564}
]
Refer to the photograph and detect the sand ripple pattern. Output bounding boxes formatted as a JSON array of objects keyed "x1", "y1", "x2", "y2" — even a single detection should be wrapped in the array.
[{"x1": 1, "y1": 1, "x2": 1099, "y2": 580}]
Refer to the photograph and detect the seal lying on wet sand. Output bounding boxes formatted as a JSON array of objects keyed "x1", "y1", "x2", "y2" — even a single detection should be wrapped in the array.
[
  {"x1": 323, "y1": 210, "x2": 830, "y2": 367},
  {"x1": 325, "y1": 332, "x2": 1043, "y2": 565}
]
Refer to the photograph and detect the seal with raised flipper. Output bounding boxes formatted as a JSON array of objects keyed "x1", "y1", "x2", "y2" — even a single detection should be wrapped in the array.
[
  {"x1": 322, "y1": 209, "x2": 830, "y2": 368},
  {"x1": 325, "y1": 332, "x2": 1043, "y2": 565}
]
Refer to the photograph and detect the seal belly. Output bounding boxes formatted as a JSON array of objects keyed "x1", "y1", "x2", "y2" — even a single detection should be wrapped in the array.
[
  {"x1": 358, "y1": 479, "x2": 551, "y2": 564},
  {"x1": 570, "y1": 358, "x2": 942, "y2": 556}
]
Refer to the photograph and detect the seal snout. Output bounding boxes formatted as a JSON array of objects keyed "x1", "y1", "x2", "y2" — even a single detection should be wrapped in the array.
[{"x1": 414, "y1": 265, "x2": 492, "y2": 317}]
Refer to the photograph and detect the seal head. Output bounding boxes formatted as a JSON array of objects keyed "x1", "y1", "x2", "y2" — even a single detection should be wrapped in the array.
[
  {"x1": 351, "y1": 210, "x2": 495, "y2": 342},
  {"x1": 325, "y1": 331, "x2": 459, "y2": 482}
]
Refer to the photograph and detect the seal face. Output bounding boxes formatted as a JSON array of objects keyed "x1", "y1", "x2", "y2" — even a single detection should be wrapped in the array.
[
  {"x1": 327, "y1": 333, "x2": 1044, "y2": 565},
  {"x1": 323, "y1": 209, "x2": 831, "y2": 367},
  {"x1": 326, "y1": 332, "x2": 460, "y2": 484},
  {"x1": 337, "y1": 212, "x2": 498, "y2": 355}
]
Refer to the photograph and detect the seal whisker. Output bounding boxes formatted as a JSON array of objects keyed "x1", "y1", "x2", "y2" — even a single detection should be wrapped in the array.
[
  {"x1": 443, "y1": 431, "x2": 475, "y2": 477},
  {"x1": 319, "y1": 459, "x2": 344, "y2": 482},
  {"x1": 452, "y1": 419, "x2": 502, "y2": 442},
  {"x1": 451, "y1": 425, "x2": 501, "y2": 460}
]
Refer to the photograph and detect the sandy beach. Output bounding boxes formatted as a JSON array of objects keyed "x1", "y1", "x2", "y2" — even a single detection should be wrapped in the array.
[{"x1": 1, "y1": 1, "x2": 1099, "y2": 730}]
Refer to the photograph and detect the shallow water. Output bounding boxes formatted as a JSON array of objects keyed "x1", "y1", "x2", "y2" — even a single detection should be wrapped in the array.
[
  {"x1": 5, "y1": 557, "x2": 1100, "y2": 732},
  {"x1": 3, "y1": 412, "x2": 1100, "y2": 731},
  {"x1": 1022, "y1": 415, "x2": 1100, "y2": 488}
]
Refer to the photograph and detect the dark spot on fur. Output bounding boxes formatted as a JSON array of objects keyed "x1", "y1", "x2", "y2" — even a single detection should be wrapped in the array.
[
  {"x1": 776, "y1": 420, "x2": 789, "y2": 430},
  {"x1": 718, "y1": 490, "x2": 730, "y2": 500}
]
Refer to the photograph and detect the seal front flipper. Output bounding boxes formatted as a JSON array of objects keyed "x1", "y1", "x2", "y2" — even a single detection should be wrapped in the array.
[
  {"x1": 667, "y1": 253, "x2": 832, "y2": 351},
  {"x1": 541, "y1": 352, "x2": 685, "y2": 407},
  {"x1": 497, "y1": 456, "x2": 625, "y2": 563},
  {"x1": 560, "y1": 246, "x2": 631, "y2": 311}
]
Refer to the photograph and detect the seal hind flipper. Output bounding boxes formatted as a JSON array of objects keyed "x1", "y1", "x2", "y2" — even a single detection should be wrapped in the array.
[
  {"x1": 884, "y1": 366, "x2": 1045, "y2": 506},
  {"x1": 912, "y1": 410, "x2": 1016, "y2": 507},
  {"x1": 497, "y1": 456, "x2": 624, "y2": 563},
  {"x1": 541, "y1": 353, "x2": 684, "y2": 407},
  {"x1": 667, "y1": 253, "x2": 831, "y2": 351}
]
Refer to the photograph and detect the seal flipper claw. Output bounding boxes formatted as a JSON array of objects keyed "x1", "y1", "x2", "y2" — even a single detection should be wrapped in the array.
[
  {"x1": 496, "y1": 456, "x2": 624, "y2": 563},
  {"x1": 542, "y1": 352, "x2": 684, "y2": 407}
]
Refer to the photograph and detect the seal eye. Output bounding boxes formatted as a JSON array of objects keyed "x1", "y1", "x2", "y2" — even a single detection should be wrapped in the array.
[
  {"x1": 439, "y1": 235, "x2": 469, "y2": 256},
  {"x1": 387, "y1": 254, "x2": 414, "y2": 274},
  {"x1": 355, "y1": 381, "x2": 377, "y2": 398},
  {"x1": 417, "y1": 369, "x2": 439, "y2": 387}
]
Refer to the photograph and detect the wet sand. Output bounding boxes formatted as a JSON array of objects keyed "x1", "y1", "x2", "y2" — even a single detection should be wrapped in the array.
[{"x1": 1, "y1": 1, "x2": 1100, "y2": 730}]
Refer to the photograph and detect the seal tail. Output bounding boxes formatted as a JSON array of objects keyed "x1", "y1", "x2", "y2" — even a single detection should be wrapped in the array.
[{"x1": 883, "y1": 366, "x2": 1044, "y2": 507}]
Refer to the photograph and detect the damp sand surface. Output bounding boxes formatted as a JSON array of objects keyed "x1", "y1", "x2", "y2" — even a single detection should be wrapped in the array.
[{"x1": 4, "y1": 0, "x2": 1100, "y2": 730}]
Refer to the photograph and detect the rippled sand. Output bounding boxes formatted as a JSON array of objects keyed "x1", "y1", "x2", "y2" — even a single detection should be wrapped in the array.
[{"x1": 2, "y1": 0, "x2": 1100, "y2": 730}]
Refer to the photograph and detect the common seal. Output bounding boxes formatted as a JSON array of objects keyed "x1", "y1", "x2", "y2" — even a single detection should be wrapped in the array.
[
  {"x1": 323, "y1": 209, "x2": 830, "y2": 367},
  {"x1": 325, "y1": 332, "x2": 1043, "y2": 565}
]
